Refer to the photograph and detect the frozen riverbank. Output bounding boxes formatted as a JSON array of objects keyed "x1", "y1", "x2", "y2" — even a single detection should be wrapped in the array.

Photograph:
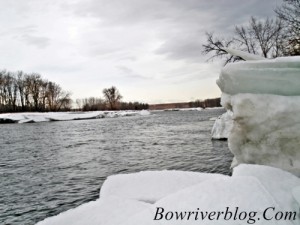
[{"x1": 0, "y1": 110, "x2": 151, "y2": 123}]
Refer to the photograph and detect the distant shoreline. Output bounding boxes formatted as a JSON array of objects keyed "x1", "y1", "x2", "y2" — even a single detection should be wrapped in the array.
[{"x1": 149, "y1": 97, "x2": 221, "y2": 110}]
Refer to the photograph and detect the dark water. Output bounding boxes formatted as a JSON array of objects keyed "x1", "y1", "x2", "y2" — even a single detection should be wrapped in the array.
[{"x1": 0, "y1": 109, "x2": 233, "y2": 225}]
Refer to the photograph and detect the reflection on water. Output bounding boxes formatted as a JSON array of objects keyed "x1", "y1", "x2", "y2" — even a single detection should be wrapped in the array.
[{"x1": 0, "y1": 109, "x2": 233, "y2": 225}]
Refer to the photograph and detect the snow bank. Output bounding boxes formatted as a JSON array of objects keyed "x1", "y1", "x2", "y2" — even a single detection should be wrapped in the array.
[
  {"x1": 36, "y1": 165, "x2": 300, "y2": 225},
  {"x1": 0, "y1": 110, "x2": 151, "y2": 124},
  {"x1": 211, "y1": 111, "x2": 233, "y2": 140}
]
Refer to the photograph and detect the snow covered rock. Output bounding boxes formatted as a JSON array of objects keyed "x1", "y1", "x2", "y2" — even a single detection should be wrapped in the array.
[{"x1": 211, "y1": 111, "x2": 233, "y2": 140}]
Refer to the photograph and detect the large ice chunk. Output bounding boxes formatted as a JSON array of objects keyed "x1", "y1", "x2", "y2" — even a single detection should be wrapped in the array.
[
  {"x1": 217, "y1": 56, "x2": 300, "y2": 96},
  {"x1": 121, "y1": 165, "x2": 300, "y2": 225},
  {"x1": 211, "y1": 111, "x2": 233, "y2": 140},
  {"x1": 222, "y1": 93, "x2": 300, "y2": 176}
]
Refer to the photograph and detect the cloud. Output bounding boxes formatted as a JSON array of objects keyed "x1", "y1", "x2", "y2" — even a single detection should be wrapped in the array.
[
  {"x1": 0, "y1": 0, "x2": 284, "y2": 103},
  {"x1": 66, "y1": 0, "x2": 281, "y2": 63},
  {"x1": 116, "y1": 65, "x2": 150, "y2": 80},
  {"x1": 21, "y1": 34, "x2": 50, "y2": 49},
  {"x1": 0, "y1": 25, "x2": 50, "y2": 49}
]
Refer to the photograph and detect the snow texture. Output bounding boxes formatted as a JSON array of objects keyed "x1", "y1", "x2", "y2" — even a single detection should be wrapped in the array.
[
  {"x1": 36, "y1": 165, "x2": 300, "y2": 225},
  {"x1": 217, "y1": 56, "x2": 300, "y2": 96},
  {"x1": 0, "y1": 110, "x2": 151, "y2": 124},
  {"x1": 100, "y1": 170, "x2": 227, "y2": 203},
  {"x1": 211, "y1": 111, "x2": 233, "y2": 140}
]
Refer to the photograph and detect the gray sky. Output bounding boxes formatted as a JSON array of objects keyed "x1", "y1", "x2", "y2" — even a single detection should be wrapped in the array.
[{"x1": 0, "y1": 0, "x2": 281, "y2": 104}]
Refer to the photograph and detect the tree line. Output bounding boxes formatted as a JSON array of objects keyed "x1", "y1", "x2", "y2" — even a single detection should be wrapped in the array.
[
  {"x1": 75, "y1": 86, "x2": 149, "y2": 111},
  {"x1": 202, "y1": 0, "x2": 300, "y2": 63},
  {"x1": 189, "y1": 98, "x2": 221, "y2": 108},
  {"x1": 0, "y1": 70, "x2": 71, "y2": 113}
]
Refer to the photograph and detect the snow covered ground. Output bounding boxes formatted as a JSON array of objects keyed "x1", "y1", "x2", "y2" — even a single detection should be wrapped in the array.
[{"x1": 0, "y1": 110, "x2": 151, "y2": 124}]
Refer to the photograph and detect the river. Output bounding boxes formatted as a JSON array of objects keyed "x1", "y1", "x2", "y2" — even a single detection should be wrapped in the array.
[{"x1": 0, "y1": 109, "x2": 232, "y2": 225}]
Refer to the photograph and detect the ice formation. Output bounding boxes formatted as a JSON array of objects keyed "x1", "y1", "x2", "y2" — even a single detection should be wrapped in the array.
[
  {"x1": 217, "y1": 56, "x2": 300, "y2": 96},
  {"x1": 221, "y1": 47, "x2": 265, "y2": 61},
  {"x1": 217, "y1": 55, "x2": 300, "y2": 176},
  {"x1": 0, "y1": 110, "x2": 151, "y2": 124},
  {"x1": 211, "y1": 110, "x2": 233, "y2": 140}
]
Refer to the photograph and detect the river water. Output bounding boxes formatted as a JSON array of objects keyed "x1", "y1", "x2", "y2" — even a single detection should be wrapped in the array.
[{"x1": 0, "y1": 109, "x2": 233, "y2": 225}]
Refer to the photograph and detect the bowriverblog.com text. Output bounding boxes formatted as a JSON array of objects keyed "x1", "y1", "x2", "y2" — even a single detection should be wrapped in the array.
[{"x1": 153, "y1": 207, "x2": 298, "y2": 224}]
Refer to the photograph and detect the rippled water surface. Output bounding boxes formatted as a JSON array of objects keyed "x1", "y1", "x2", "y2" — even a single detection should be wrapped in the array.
[{"x1": 1, "y1": 109, "x2": 233, "y2": 225}]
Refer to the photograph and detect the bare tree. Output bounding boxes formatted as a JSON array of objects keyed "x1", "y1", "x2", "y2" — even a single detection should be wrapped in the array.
[
  {"x1": 202, "y1": 17, "x2": 286, "y2": 63},
  {"x1": 103, "y1": 86, "x2": 122, "y2": 110},
  {"x1": 202, "y1": 32, "x2": 241, "y2": 64},
  {"x1": 16, "y1": 71, "x2": 26, "y2": 111},
  {"x1": 0, "y1": 69, "x2": 72, "y2": 112},
  {"x1": 236, "y1": 17, "x2": 285, "y2": 57},
  {"x1": 27, "y1": 73, "x2": 43, "y2": 111},
  {"x1": 46, "y1": 82, "x2": 71, "y2": 111},
  {"x1": 276, "y1": 0, "x2": 300, "y2": 55}
]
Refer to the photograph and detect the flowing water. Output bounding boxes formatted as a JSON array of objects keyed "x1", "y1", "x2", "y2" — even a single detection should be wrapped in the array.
[{"x1": 0, "y1": 109, "x2": 233, "y2": 225}]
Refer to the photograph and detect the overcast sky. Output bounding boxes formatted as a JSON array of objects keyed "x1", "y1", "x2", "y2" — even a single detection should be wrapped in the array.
[{"x1": 0, "y1": 0, "x2": 282, "y2": 104}]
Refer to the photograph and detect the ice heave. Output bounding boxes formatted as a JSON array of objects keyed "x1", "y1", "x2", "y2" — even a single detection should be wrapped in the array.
[
  {"x1": 217, "y1": 56, "x2": 300, "y2": 96},
  {"x1": 222, "y1": 93, "x2": 300, "y2": 176}
]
